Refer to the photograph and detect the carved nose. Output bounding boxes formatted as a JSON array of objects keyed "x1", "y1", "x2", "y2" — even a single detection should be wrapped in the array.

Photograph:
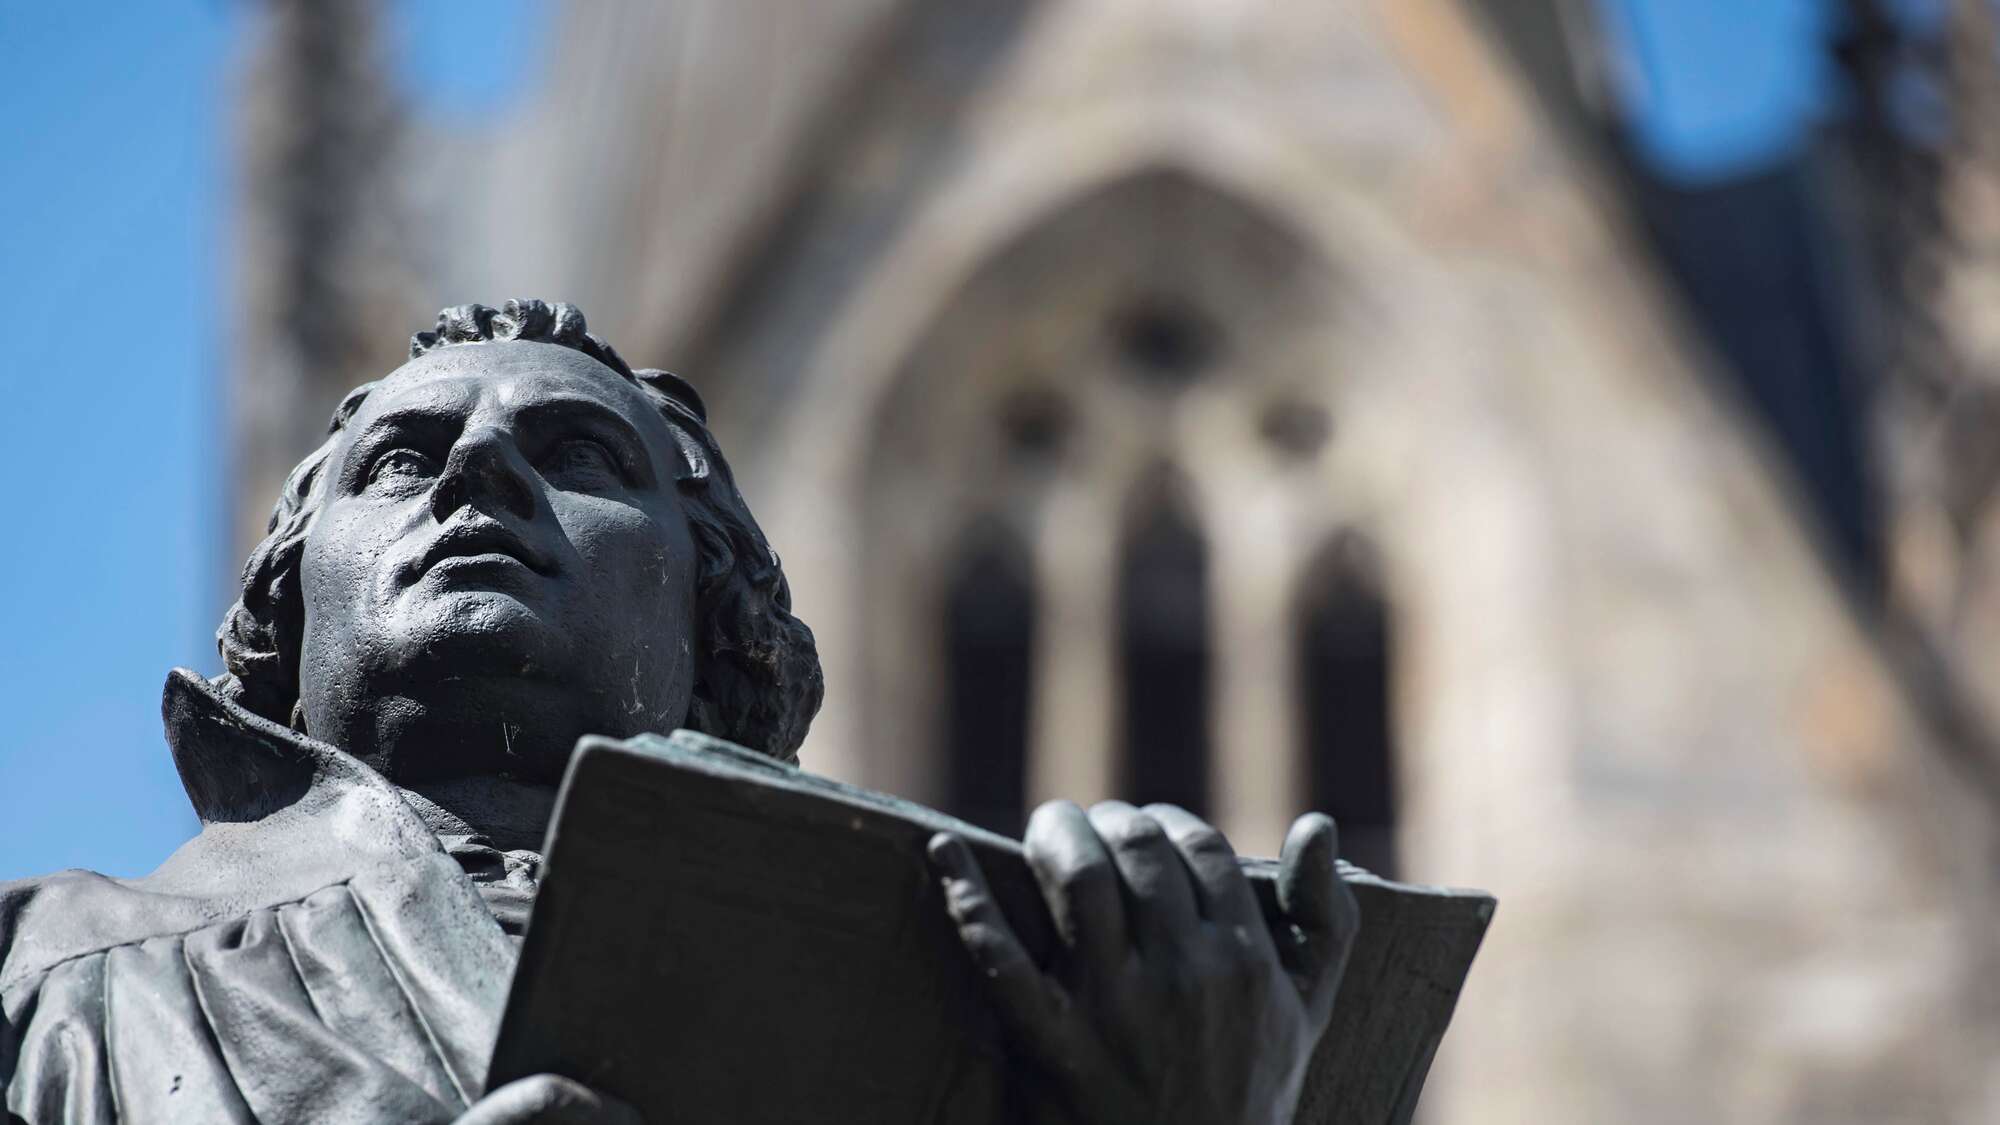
[{"x1": 431, "y1": 428, "x2": 538, "y2": 522}]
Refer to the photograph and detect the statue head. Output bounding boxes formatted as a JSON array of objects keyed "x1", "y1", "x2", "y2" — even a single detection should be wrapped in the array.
[{"x1": 215, "y1": 300, "x2": 822, "y2": 784}]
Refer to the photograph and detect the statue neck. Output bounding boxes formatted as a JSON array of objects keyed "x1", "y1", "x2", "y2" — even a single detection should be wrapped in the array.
[{"x1": 398, "y1": 776, "x2": 560, "y2": 854}]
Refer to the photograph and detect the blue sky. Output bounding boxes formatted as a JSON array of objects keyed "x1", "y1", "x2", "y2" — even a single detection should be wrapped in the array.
[
  {"x1": 0, "y1": 0, "x2": 542, "y2": 881},
  {"x1": 1595, "y1": 0, "x2": 1833, "y2": 182},
  {"x1": 0, "y1": 0, "x2": 1833, "y2": 880},
  {"x1": 0, "y1": 3, "x2": 230, "y2": 880}
]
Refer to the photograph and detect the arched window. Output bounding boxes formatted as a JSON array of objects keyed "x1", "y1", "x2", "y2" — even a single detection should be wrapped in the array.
[
  {"x1": 1297, "y1": 532, "x2": 1397, "y2": 876},
  {"x1": 857, "y1": 166, "x2": 1334, "y2": 831},
  {"x1": 941, "y1": 524, "x2": 1036, "y2": 835},
  {"x1": 1117, "y1": 471, "x2": 1212, "y2": 815}
]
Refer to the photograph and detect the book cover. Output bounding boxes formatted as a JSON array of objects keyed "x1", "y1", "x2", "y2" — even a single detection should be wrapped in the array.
[{"x1": 489, "y1": 731, "x2": 1493, "y2": 1123}]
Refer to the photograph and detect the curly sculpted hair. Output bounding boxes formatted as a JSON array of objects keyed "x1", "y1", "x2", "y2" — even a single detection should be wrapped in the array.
[{"x1": 214, "y1": 299, "x2": 824, "y2": 762}]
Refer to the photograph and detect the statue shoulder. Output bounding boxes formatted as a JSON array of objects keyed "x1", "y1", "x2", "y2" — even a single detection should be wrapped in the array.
[{"x1": 0, "y1": 865, "x2": 189, "y2": 993}]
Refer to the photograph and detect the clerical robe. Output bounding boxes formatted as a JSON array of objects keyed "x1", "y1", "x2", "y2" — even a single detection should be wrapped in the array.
[{"x1": 0, "y1": 670, "x2": 521, "y2": 1123}]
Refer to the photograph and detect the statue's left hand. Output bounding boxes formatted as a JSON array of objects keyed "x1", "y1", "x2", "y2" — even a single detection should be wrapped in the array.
[
  {"x1": 456, "y1": 1075, "x2": 643, "y2": 1125},
  {"x1": 930, "y1": 802, "x2": 1357, "y2": 1125}
]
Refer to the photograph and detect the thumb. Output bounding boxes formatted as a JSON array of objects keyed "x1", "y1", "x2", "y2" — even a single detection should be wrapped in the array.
[{"x1": 1276, "y1": 813, "x2": 1360, "y2": 1024}]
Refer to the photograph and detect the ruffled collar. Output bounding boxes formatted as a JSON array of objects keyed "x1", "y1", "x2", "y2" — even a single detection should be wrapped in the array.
[
  {"x1": 160, "y1": 669, "x2": 541, "y2": 942},
  {"x1": 161, "y1": 666, "x2": 401, "y2": 826}
]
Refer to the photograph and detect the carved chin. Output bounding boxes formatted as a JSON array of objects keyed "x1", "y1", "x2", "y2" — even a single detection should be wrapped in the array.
[{"x1": 387, "y1": 591, "x2": 566, "y2": 679}]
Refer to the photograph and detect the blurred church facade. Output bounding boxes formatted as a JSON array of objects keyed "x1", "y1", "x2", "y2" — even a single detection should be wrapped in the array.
[{"x1": 232, "y1": 1, "x2": 2000, "y2": 1120}]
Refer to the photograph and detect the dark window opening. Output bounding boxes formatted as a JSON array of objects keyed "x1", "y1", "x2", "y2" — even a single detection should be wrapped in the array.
[
  {"x1": 1118, "y1": 474, "x2": 1212, "y2": 815},
  {"x1": 942, "y1": 527, "x2": 1036, "y2": 836},
  {"x1": 997, "y1": 384, "x2": 1073, "y2": 463},
  {"x1": 1298, "y1": 532, "x2": 1397, "y2": 877},
  {"x1": 1111, "y1": 293, "x2": 1221, "y2": 387},
  {"x1": 1258, "y1": 397, "x2": 1333, "y2": 459}
]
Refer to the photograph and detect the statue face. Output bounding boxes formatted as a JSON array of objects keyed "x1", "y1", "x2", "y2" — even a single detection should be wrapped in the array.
[{"x1": 297, "y1": 341, "x2": 700, "y2": 784}]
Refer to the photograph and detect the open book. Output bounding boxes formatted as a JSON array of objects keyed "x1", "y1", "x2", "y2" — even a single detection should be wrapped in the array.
[{"x1": 488, "y1": 732, "x2": 1493, "y2": 1124}]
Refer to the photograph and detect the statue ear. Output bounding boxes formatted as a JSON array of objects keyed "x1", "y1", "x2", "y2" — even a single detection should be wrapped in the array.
[
  {"x1": 634, "y1": 369, "x2": 707, "y2": 423},
  {"x1": 635, "y1": 369, "x2": 713, "y2": 481}
]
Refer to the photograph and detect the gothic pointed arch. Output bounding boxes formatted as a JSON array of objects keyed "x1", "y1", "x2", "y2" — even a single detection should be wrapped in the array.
[{"x1": 830, "y1": 161, "x2": 1337, "y2": 803}]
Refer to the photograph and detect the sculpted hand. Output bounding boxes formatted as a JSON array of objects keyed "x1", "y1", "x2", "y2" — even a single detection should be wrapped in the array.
[
  {"x1": 454, "y1": 1075, "x2": 643, "y2": 1125},
  {"x1": 930, "y1": 802, "x2": 1358, "y2": 1125}
]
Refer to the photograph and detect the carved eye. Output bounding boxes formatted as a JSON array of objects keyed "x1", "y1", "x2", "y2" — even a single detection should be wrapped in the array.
[
  {"x1": 541, "y1": 438, "x2": 621, "y2": 490},
  {"x1": 367, "y1": 448, "x2": 437, "y2": 492}
]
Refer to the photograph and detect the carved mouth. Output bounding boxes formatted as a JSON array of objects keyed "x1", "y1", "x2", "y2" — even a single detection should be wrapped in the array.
[{"x1": 418, "y1": 522, "x2": 556, "y2": 580}]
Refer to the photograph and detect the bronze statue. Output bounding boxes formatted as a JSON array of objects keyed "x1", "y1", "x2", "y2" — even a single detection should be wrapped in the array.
[{"x1": 0, "y1": 301, "x2": 1356, "y2": 1123}]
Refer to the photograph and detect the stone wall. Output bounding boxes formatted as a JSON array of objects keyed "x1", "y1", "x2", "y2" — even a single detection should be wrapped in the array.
[{"x1": 233, "y1": 0, "x2": 2000, "y2": 1118}]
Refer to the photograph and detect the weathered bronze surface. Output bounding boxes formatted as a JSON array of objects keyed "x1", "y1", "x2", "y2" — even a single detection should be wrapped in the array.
[
  {"x1": 493, "y1": 733, "x2": 1491, "y2": 1125},
  {"x1": 0, "y1": 301, "x2": 1487, "y2": 1124}
]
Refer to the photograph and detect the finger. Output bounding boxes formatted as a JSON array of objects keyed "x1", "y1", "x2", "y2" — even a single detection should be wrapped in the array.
[
  {"x1": 459, "y1": 1075, "x2": 643, "y2": 1125},
  {"x1": 1023, "y1": 800, "x2": 1128, "y2": 969},
  {"x1": 929, "y1": 832, "x2": 1075, "y2": 1063},
  {"x1": 1089, "y1": 801, "x2": 1199, "y2": 947},
  {"x1": 1277, "y1": 813, "x2": 1360, "y2": 1022},
  {"x1": 1144, "y1": 804, "x2": 1265, "y2": 934}
]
